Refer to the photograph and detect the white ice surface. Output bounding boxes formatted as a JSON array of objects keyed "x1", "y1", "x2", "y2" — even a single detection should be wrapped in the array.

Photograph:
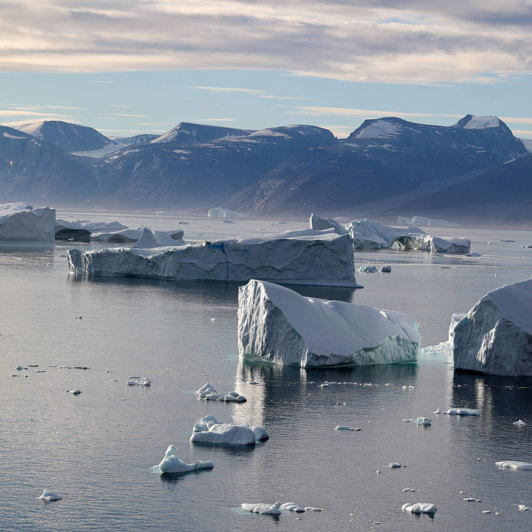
[
  {"x1": 156, "y1": 445, "x2": 214, "y2": 473},
  {"x1": 495, "y1": 460, "x2": 532, "y2": 471},
  {"x1": 462, "y1": 115, "x2": 500, "y2": 129},
  {"x1": 354, "y1": 120, "x2": 401, "y2": 139},
  {"x1": 131, "y1": 227, "x2": 183, "y2": 249},
  {"x1": 238, "y1": 279, "x2": 420, "y2": 367},
  {"x1": 190, "y1": 423, "x2": 257, "y2": 445},
  {"x1": 443, "y1": 408, "x2": 479, "y2": 416},
  {"x1": 207, "y1": 207, "x2": 245, "y2": 219},
  {"x1": 67, "y1": 228, "x2": 358, "y2": 287},
  {"x1": 0, "y1": 203, "x2": 56, "y2": 242},
  {"x1": 309, "y1": 213, "x2": 348, "y2": 235},
  {"x1": 453, "y1": 279, "x2": 532, "y2": 376},
  {"x1": 241, "y1": 502, "x2": 281, "y2": 515},
  {"x1": 39, "y1": 489, "x2": 62, "y2": 502},
  {"x1": 401, "y1": 503, "x2": 437, "y2": 515}
]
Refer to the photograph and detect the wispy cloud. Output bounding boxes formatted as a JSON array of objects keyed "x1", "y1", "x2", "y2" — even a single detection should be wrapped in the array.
[
  {"x1": 111, "y1": 113, "x2": 147, "y2": 117},
  {"x1": 514, "y1": 129, "x2": 532, "y2": 138},
  {"x1": 186, "y1": 86, "x2": 312, "y2": 100},
  {"x1": 1, "y1": 1, "x2": 531, "y2": 84},
  {"x1": 189, "y1": 118, "x2": 237, "y2": 123}
]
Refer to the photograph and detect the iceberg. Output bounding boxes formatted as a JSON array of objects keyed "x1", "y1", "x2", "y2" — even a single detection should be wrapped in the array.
[
  {"x1": 155, "y1": 445, "x2": 213, "y2": 474},
  {"x1": 309, "y1": 213, "x2": 348, "y2": 235},
  {"x1": 0, "y1": 203, "x2": 56, "y2": 242},
  {"x1": 280, "y1": 502, "x2": 305, "y2": 512},
  {"x1": 453, "y1": 279, "x2": 532, "y2": 376},
  {"x1": 241, "y1": 502, "x2": 281, "y2": 515},
  {"x1": 91, "y1": 228, "x2": 141, "y2": 243},
  {"x1": 190, "y1": 423, "x2": 257, "y2": 446},
  {"x1": 238, "y1": 279, "x2": 420, "y2": 367},
  {"x1": 401, "y1": 503, "x2": 437, "y2": 516},
  {"x1": 56, "y1": 219, "x2": 127, "y2": 232},
  {"x1": 131, "y1": 227, "x2": 184, "y2": 249},
  {"x1": 346, "y1": 218, "x2": 470, "y2": 253},
  {"x1": 39, "y1": 489, "x2": 62, "y2": 502},
  {"x1": 443, "y1": 408, "x2": 479, "y2": 416},
  {"x1": 208, "y1": 207, "x2": 245, "y2": 219},
  {"x1": 195, "y1": 383, "x2": 246, "y2": 403},
  {"x1": 67, "y1": 228, "x2": 358, "y2": 287},
  {"x1": 495, "y1": 460, "x2": 532, "y2": 471}
]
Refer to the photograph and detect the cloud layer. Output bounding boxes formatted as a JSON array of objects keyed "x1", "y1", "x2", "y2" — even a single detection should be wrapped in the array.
[{"x1": 1, "y1": 1, "x2": 532, "y2": 83}]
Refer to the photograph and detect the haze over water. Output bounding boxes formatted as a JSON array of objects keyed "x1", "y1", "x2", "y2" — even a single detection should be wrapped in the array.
[{"x1": 1, "y1": 214, "x2": 531, "y2": 531}]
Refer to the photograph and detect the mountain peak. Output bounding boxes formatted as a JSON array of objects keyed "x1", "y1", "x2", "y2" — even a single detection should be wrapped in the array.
[
  {"x1": 454, "y1": 114, "x2": 502, "y2": 130},
  {"x1": 350, "y1": 117, "x2": 407, "y2": 139},
  {"x1": 152, "y1": 122, "x2": 253, "y2": 144}
]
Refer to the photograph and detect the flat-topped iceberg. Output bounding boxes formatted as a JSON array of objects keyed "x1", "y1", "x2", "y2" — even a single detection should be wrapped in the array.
[
  {"x1": 495, "y1": 460, "x2": 532, "y2": 471},
  {"x1": 346, "y1": 218, "x2": 470, "y2": 253},
  {"x1": 453, "y1": 279, "x2": 532, "y2": 376},
  {"x1": 155, "y1": 444, "x2": 213, "y2": 474},
  {"x1": 67, "y1": 228, "x2": 358, "y2": 286},
  {"x1": 0, "y1": 203, "x2": 56, "y2": 242},
  {"x1": 241, "y1": 502, "x2": 281, "y2": 515},
  {"x1": 238, "y1": 279, "x2": 420, "y2": 367}
]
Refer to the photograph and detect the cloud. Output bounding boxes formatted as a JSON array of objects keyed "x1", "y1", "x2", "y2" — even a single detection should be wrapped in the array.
[
  {"x1": 186, "y1": 86, "x2": 312, "y2": 100},
  {"x1": 189, "y1": 117, "x2": 238, "y2": 123},
  {"x1": 0, "y1": 1, "x2": 530, "y2": 83}
]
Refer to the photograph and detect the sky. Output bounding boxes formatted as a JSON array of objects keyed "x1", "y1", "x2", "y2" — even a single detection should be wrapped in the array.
[{"x1": 1, "y1": 0, "x2": 532, "y2": 139}]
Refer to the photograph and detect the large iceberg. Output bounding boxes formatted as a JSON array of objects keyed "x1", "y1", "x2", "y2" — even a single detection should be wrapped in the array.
[
  {"x1": 0, "y1": 203, "x2": 56, "y2": 242},
  {"x1": 238, "y1": 279, "x2": 420, "y2": 367},
  {"x1": 346, "y1": 218, "x2": 470, "y2": 253},
  {"x1": 453, "y1": 279, "x2": 532, "y2": 376},
  {"x1": 190, "y1": 415, "x2": 267, "y2": 446},
  {"x1": 67, "y1": 228, "x2": 358, "y2": 287}
]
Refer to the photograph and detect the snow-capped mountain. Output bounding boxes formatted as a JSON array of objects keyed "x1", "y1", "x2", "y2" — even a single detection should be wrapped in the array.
[
  {"x1": 152, "y1": 122, "x2": 253, "y2": 144},
  {"x1": 13, "y1": 120, "x2": 115, "y2": 152}
]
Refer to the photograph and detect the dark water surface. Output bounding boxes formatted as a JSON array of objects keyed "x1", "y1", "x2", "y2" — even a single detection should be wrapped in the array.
[{"x1": 1, "y1": 224, "x2": 531, "y2": 531}]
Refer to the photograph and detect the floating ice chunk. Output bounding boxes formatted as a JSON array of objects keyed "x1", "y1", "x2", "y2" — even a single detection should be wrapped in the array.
[
  {"x1": 210, "y1": 317, "x2": 217, "y2": 322},
  {"x1": 196, "y1": 383, "x2": 217, "y2": 398},
  {"x1": 0, "y1": 203, "x2": 56, "y2": 242},
  {"x1": 305, "y1": 506, "x2": 323, "y2": 511},
  {"x1": 416, "y1": 417, "x2": 432, "y2": 426},
  {"x1": 39, "y1": 489, "x2": 62, "y2": 502},
  {"x1": 482, "y1": 510, "x2": 491, "y2": 514},
  {"x1": 73, "y1": 315, "x2": 82, "y2": 320},
  {"x1": 238, "y1": 280, "x2": 420, "y2": 368},
  {"x1": 280, "y1": 502, "x2": 305, "y2": 512},
  {"x1": 193, "y1": 415, "x2": 220, "y2": 433},
  {"x1": 433, "y1": 408, "x2": 442, "y2": 414},
  {"x1": 191, "y1": 423, "x2": 256, "y2": 446},
  {"x1": 127, "y1": 377, "x2": 151, "y2": 386},
  {"x1": 67, "y1": 389, "x2": 81, "y2": 395},
  {"x1": 359, "y1": 265, "x2": 377, "y2": 273},
  {"x1": 443, "y1": 408, "x2": 479, "y2": 416},
  {"x1": 389, "y1": 463, "x2": 405, "y2": 468},
  {"x1": 250, "y1": 426, "x2": 269, "y2": 441},
  {"x1": 156, "y1": 444, "x2": 213, "y2": 474},
  {"x1": 402, "y1": 385, "x2": 415, "y2": 390},
  {"x1": 402, "y1": 419, "x2": 414, "y2": 423},
  {"x1": 401, "y1": 503, "x2": 437, "y2": 515},
  {"x1": 453, "y1": 279, "x2": 532, "y2": 376},
  {"x1": 518, "y1": 504, "x2": 529, "y2": 511},
  {"x1": 463, "y1": 498, "x2": 482, "y2": 502},
  {"x1": 222, "y1": 391, "x2": 247, "y2": 403},
  {"x1": 402, "y1": 488, "x2": 416, "y2": 493},
  {"x1": 335, "y1": 425, "x2": 356, "y2": 431},
  {"x1": 241, "y1": 502, "x2": 281, "y2": 515},
  {"x1": 380, "y1": 265, "x2": 391, "y2": 273},
  {"x1": 68, "y1": 228, "x2": 358, "y2": 287},
  {"x1": 513, "y1": 420, "x2": 526, "y2": 426},
  {"x1": 196, "y1": 383, "x2": 246, "y2": 402},
  {"x1": 15, "y1": 365, "x2": 24, "y2": 371},
  {"x1": 495, "y1": 461, "x2": 532, "y2": 471}
]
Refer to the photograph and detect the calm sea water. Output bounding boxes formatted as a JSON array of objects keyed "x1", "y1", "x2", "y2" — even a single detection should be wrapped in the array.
[{"x1": 0, "y1": 214, "x2": 531, "y2": 531}]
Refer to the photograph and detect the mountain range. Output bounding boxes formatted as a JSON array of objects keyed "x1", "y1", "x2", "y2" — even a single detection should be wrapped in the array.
[{"x1": 1, "y1": 115, "x2": 531, "y2": 225}]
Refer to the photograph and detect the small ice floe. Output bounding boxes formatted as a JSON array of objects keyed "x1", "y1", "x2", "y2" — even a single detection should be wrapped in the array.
[
  {"x1": 67, "y1": 389, "x2": 81, "y2": 395},
  {"x1": 495, "y1": 461, "x2": 532, "y2": 471},
  {"x1": 513, "y1": 420, "x2": 526, "y2": 426},
  {"x1": 127, "y1": 377, "x2": 151, "y2": 386},
  {"x1": 155, "y1": 444, "x2": 213, "y2": 474},
  {"x1": 389, "y1": 463, "x2": 405, "y2": 469},
  {"x1": 482, "y1": 510, "x2": 491, "y2": 514},
  {"x1": 401, "y1": 385, "x2": 415, "y2": 390},
  {"x1": 433, "y1": 408, "x2": 442, "y2": 414},
  {"x1": 241, "y1": 502, "x2": 281, "y2": 515},
  {"x1": 416, "y1": 417, "x2": 432, "y2": 426},
  {"x1": 402, "y1": 488, "x2": 416, "y2": 493},
  {"x1": 73, "y1": 315, "x2": 82, "y2": 320},
  {"x1": 210, "y1": 318, "x2": 217, "y2": 322},
  {"x1": 380, "y1": 265, "x2": 392, "y2": 273},
  {"x1": 195, "y1": 383, "x2": 246, "y2": 403},
  {"x1": 358, "y1": 265, "x2": 377, "y2": 273},
  {"x1": 191, "y1": 416, "x2": 267, "y2": 446},
  {"x1": 463, "y1": 498, "x2": 482, "y2": 503},
  {"x1": 319, "y1": 383, "x2": 330, "y2": 388},
  {"x1": 401, "y1": 503, "x2": 437, "y2": 516},
  {"x1": 280, "y1": 502, "x2": 305, "y2": 513},
  {"x1": 73, "y1": 365, "x2": 89, "y2": 370},
  {"x1": 443, "y1": 408, "x2": 479, "y2": 416},
  {"x1": 335, "y1": 425, "x2": 355, "y2": 431},
  {"x1": 305, "y1": 506, "x2": 323, "y2": 512},
  {"x1": 15, "y1": 365, "x2": 25, "y2": 371},
  {"x1": 518, "y1": 504, "x2": 529, "y2": 511},
  {"x1": 39, "y1": 489, "x2": 62, "y2": 502}
]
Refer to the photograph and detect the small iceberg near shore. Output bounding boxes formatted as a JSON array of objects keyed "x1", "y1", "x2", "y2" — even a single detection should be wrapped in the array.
[
  {"x1": 155, "y1": 445, "x2": 213, "y2": 474},
  {"x1": 238, "y1": 279, "x2": 420, "y2": 367}
]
